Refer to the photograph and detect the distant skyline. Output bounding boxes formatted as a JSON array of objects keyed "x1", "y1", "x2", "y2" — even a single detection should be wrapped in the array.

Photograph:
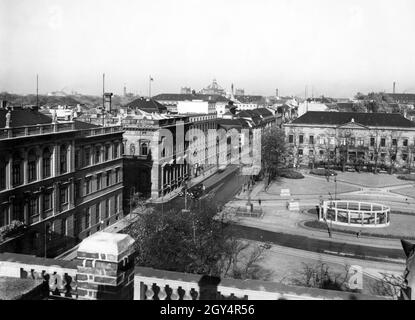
[{"x1": 1, "y1": 0, "x2": 415, "y2": 98}]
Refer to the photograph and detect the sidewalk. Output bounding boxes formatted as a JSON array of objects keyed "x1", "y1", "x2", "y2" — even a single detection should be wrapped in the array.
[{"x1": 225, "y1": 199, "x2": 405, "y2": 250}]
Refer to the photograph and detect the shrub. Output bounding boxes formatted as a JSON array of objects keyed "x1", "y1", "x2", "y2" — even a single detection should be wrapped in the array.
[
  {"x1": 279, "y1": 169, "x2": 304, "y2": 179},
  {"x1": 397, "y1": 175, "x2": 415, "y2": 181},
  {"x1": 310, "y1": 168, "x2": 337, "y2": 176},
  {"x1": 0, "y1": 220, "x2": 26, "y2": 242}
]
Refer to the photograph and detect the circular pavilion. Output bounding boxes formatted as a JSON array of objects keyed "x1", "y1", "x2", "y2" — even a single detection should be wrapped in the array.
[{"x1": 319, "y1": 200, "x2": 390, "y2": 228}]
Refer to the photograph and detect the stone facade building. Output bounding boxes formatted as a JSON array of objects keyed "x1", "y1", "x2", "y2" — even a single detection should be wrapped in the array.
[
  {"x1": 0, "y1": 108, "x2": 124, "y2": 257},
  {"x1": 284, "y1": 111, "x2": 415, "y2": 169}
]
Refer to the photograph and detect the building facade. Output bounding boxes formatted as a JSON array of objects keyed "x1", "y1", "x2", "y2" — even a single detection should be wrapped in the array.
[
  {"x1": 0, "y1": 108, "x2": 124, "y2": 257},
  {"x1": 284, "y1": 111, "x2": 415, "y2": 169}
]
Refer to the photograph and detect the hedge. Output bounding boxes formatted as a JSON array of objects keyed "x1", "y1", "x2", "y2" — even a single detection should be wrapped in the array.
[
  {"x1": 397, "y1": 175, "x2": 415, "y2": 181},
  {"x1": 279, "y1": 169, "x2": 304, "y2": 179},
  {"x1": 310, "y1": 168, "x2": 337, "y2": 176}
]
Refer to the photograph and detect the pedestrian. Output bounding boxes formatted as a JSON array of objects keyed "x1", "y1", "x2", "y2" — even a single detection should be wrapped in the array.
[
  {"x1": 258, "y1": 198, "x2": 262, "y2": 206},
  {"x1": 357, "y1": 230, "x2": 361, "y2": 238}
]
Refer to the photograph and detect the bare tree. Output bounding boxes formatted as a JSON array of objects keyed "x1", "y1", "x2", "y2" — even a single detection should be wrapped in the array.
[{"x1": 368, "y1": 273, "x2": 405, "y2": 299}]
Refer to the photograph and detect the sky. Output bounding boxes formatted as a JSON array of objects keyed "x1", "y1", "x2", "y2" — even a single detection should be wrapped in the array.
[{"x1": 1, "y1": 0, "x2": 415, "y2": 98}]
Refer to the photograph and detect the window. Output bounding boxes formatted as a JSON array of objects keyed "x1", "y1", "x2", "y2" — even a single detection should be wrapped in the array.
[
  {"x1": 75, "y1": 149, "x2": 81, "y2": 169},
  {"x1": 402, "y1": 154, "x2": 408, "y2": 161},
  {"x1": 115, "y1": 168, "x2": 120, "y2": 183},
  {"x1": 340, "y1": 138, "x2": 346, "y2": 146},
  {"x1": 319, "y1": 137, "x2": 325, "y2": 145},
  {"x1": 0, "y1": 158, "x2": 6, "y2": 190},
  {"x1": 381, "y1": 153, "x2": 386, "y2": 159},
  {"x1": 113, "y1": 143, "x2": 119, "y2": 159},
  {"x1": 94, "y1": 146, "x2": 101, "y2": 164},
  {"x1": 85, "y1": 207, "x2": 91, "y2": 229},
  {"x1": 12, "y1": 153, "x2": 23, "y2": 187},
  {"x1": 12, "y1": 202, "x2": 24, "y2": 222},
  {"x1": 350, "y1": 137, "x2": 355, "y2": 146},
  {"x1": 43, "y1": 190, "x2": 52, "y2": 212},
  {"x1": 59, "y1": 186, "x2": 68, "y2": 206},
  {"x1": 403, "y1": 139, "x2": 408, "y2": 147},
  {"x1": 96, "y1": 203, "x2": 100, "y2": 224},
  {"x1": 392, "y1": 139, "x2": 397, "y2": 146},
  {"x1": 29, "y1": 197, "x2": 38, "y2": 219},
  {"x1": 104, "y1": 145, "x2": 111, "y2": 161},
  {"x1": 60, "y1": 145, "x2": 68, "y2": 174},
  {"x1": 1, "y1": 206, "x2": 8, "y2": 227},
  {"x1": 85, "y1": 178, "x2": 91, "y2": 195},
  {"x1": 84, "y1": 147, "x2": 91, "y2": 166},
  {"x1": 309, "y1": 150, "x2": 314, "y2": 155},
  {"x1": 299, "y1": 135, "x2": 304, "y2": 144},
  {"x1": 114, "y1": 196, "x2": 118, "y2": 214},
  {"x1": 130, "y1": 144, "x2": 136, "y2": 156},
  {"x1": 309, "y1": 135, "x2": 314, "y2": 145},
  {"x1": 319, "y1": 150, "x2": 324, "y2": 156},
  {"x1": 28, "y1": 149, "x2": 37, "y2": 182},
  {"x1": 105, "y1": 199, "x2": 110, "y2": 218},
  {"x1": 75, "y1": 180, "x2": 81, "y2": 199},
  {"x1": 141, "y1": 142, "x2": 148, "y2": 156},
  {"x1": 381, "y1": 138, "x2": 386, "y2": 147},
  {"x1": 298, "y1": 149, "x2": 303, "y2": 156},
  {"x1": 288, "y1": 135, "x2": 294, "y2": 143},
  {"x1": 106, "y1": 170, "x2": 111, "y2": 187},
  {"x1": 329, "y1": 137, "x2": 335, "y2": 146},
  {"x1": 357, "y1": 138, "x2": 364, "y2": 146},
  {"x1": 96, "y1": 174, "x2": 102, "y2": 191},
  {"x1": 61, "y1": 218, "x2": 67, "y2": 236},
  {"x1": 43, "y1": 148, "x2": 52, "y2": 178},
  {"x1": 370, "y1": 137, "x2": 375, "y2": 147}
]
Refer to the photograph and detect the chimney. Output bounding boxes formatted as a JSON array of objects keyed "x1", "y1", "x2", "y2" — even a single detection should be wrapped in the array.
[
  {"x1": 276, "y1": 88, "x2": 279, "y2": 97},
  {"x1": 393, "y1": 82, "x2": 396, "y2": 94}
]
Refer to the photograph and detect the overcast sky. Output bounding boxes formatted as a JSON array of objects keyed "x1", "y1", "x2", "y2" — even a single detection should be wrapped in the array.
[{"x1": 1, "y1": 0, "x2": 415, "y2": 98}]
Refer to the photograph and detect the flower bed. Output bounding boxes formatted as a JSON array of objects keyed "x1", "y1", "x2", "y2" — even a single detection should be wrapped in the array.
[
  {"x1": 279, "y1": 169, "x2": 304, "y2": 179},
  {"x1": 310, "y1": 168, "x2": 337, "y2": 176}
]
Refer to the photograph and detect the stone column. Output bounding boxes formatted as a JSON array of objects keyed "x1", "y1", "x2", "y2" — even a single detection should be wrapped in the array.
[
  {"x1": 5, "y1": 153, "x2": 11, "y2": 190},
  {"x1": 76, "y1": 232, "x2": 136, "y2": 300}
]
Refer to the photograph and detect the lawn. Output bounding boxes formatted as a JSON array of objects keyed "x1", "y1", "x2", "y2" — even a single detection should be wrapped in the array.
[
  {"x1": 267, "y1": 176, "x2": 359, "y2": 196},
  {"x1": 334, "y1": 172, "x2": 409, "y2": 188}
]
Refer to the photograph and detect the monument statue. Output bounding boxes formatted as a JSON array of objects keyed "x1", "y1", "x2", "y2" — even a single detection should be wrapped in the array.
[{"x1": 5, "y1": 110, "x2": 11, "y2": 128}]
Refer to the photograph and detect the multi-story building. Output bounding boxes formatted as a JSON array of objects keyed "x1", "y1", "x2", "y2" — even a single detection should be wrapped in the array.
[
  {"x1": 284, "y1": 111, "x2": 415, "y2": 169},
  {"x1": 0, "y1": 107, "x2": 124, "y2": 257},
  {"x1": 122, "y1": 113, "x2": 191, "y2": 200}
]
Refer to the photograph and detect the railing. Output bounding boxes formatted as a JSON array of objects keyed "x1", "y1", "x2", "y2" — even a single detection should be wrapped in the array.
[
  {"x1": 1, "y1": 123, "x2": 76, "y2": 139},
  {"x1": 0, "y1": 252, "x2": 79, "y2": 299},
  {"x1": 81, "y1": 126, "x2": 124, "y2": 137},
  {"x1": 320, "y1": 200, "x2": 391, "y2": 227},
  {"x1": 133, "y1": 266, "x2": 383, "y2": 300}
]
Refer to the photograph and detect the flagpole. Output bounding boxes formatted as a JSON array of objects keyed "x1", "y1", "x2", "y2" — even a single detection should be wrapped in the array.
[{"x1": 149, "y1": 75, "x2": 152, "y2": 98}]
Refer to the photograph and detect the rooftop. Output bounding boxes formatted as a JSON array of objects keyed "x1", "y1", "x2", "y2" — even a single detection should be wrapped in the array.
[
  {"x1": 291, "y1": 111, "x2": 415, "y2": 128},
  {"x1": 153, "y1": 93, "x2": 229, "y2": 103},
  {"x1": 125, "y1": 97, "x2": 168, "y2": 113},
  {"x1": 0, "y1": 277, "x2": 43, "y2": 300}
]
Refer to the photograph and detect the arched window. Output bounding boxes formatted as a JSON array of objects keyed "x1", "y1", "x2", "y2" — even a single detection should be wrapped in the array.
[
  {"x1": 141, "y1": 142, "x2": 148, "y2": 156},
  {"x1": 0, "y1": 157, "x2": 6, "y2": 190},
  {"x1": 12, "y1": 152, "x2": 23, "y2": 187},
  {"x1": 42, "y1": 147, "x2": 52, "y2": 179},
  {"x1": 27, "y1": 149, "x2": 37, "y2": 182},
  {"x1": 60, "y1": 145, "x2": 68, "y2": 174},
  {"x1": 130, "y1": 143, "x2": 136, "y2": 156}
]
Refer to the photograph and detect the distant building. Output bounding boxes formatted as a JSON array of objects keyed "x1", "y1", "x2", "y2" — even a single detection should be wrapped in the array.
[
  {"x1": 124, "y1": 97, "x2": 168, "y2": 114},
  {"x1": 235, "y1": 88, "x2": 245, "y2": 96},
  {"x1": 199, "y1": 79, "x2": 226, "y2": 96},
  {"x1": 234, "y1": 95, "x2": 265, "y2": 111},
  {"x1": 180, "y1": 87, "x2": 192, "y2": 94},
  {"x1": 284, "y1": 111, "x2": 415, "y2": 169},
  {"x1": 177, "y1": 100, "x2": 216, "y2": 114}
]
